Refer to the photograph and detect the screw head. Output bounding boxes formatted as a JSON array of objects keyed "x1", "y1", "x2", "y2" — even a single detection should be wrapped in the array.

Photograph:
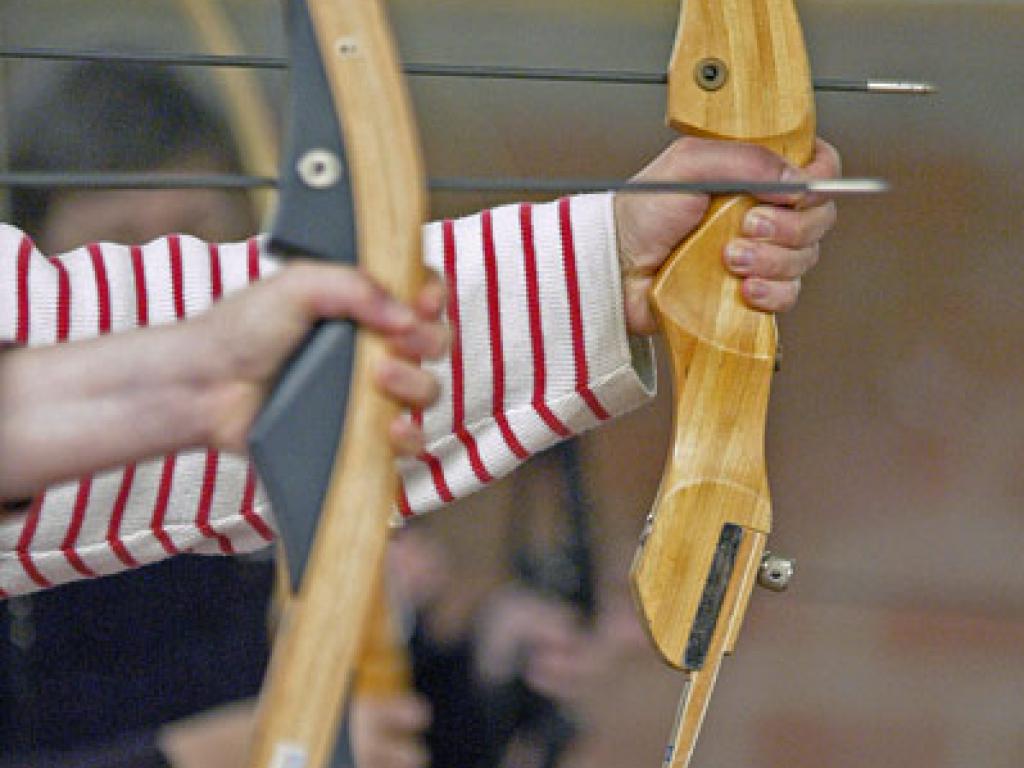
[
  {"x1": 296, "y1": 149, "x2": 343, "y2": 190},
  {"x1": 336, "y1": 36, "x2": 360, "y2": 58},
  {"x1": 758, "y1": 552, "x2": 795, "y2": 592},
  {"x1": 695, "y1": 57, "x2": 729, "y2": 92}
]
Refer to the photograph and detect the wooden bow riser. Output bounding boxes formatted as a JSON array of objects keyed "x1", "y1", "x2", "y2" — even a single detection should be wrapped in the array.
[
  {"x1": 247, "y1": 1, "x2": 425, "y2": 767},
  {"x1": 666, "y1": 1, "x2": 814, "y2": 153},
  {"x1": 630, "y1": 2, "x2": 815, "y2": 766}
]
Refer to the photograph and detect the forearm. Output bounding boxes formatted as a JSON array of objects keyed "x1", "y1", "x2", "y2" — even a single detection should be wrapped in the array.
[
  {"x1": 399, "y1": 194, "x2": 655, "y2": 515},
  {"x1": 0, "y1": 226, "x2": 271, "y2": 496},
  {"x1": 0, "y1": 196, "x2": 652, "y2": 594},
  {"x1": 0, "y1": 321, "x2": 219, "y2": 499},
  {"x1": 1, "y1": 228, "x2": 276, "y2": 595}
]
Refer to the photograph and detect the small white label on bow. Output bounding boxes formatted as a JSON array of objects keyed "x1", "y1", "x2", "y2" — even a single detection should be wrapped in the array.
[{"x1": 269, "y1": 743, "x2": 308, "y2": 768}]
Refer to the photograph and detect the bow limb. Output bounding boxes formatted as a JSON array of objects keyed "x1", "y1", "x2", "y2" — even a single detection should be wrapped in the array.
[
  {"x1": 245, "y1": 1, "x2": 425, "y2": 766},
  {"x1": 179, "y1": 0, "x2": 413, "y2": 711},
  {"x1": 177, "y1": 0, "x2": 279, "y2": 221},
  {"x1": 354, "y1": 574, "x2": 414, "y2": 697},
  {"x1": 629, "y1": 2, "x2": 814, "y2": 766}
]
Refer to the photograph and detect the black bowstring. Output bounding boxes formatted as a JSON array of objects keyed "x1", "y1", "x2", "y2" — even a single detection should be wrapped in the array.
[{"x1": 0, "y1": 45, "x2": 923, "y2": 197}]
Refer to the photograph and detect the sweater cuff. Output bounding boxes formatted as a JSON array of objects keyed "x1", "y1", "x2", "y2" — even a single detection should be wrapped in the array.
[
  {"x1": 574, "y1": 192, "x2": 656, "y2": 420},
  {"x1": 399, "y1": 192, "x2": 656, "y2": 516}
]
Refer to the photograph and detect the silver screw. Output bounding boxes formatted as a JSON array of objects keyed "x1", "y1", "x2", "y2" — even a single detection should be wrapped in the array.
[
  {"x1": 296, "y1": 149, "x2": 343, "y2": 190},
  {"x1": 758, "y1": 552, "x2": 795, "y2": 592}
]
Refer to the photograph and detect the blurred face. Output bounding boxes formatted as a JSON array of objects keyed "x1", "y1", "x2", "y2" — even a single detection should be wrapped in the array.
[{"x1": 38, "y1": 155, "x2": 257, "y2": 252}]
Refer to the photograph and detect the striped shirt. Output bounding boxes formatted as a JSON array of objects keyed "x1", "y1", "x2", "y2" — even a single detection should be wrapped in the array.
[{"x1": 0, "y1": 193, "x2": 654, "y2": 596}]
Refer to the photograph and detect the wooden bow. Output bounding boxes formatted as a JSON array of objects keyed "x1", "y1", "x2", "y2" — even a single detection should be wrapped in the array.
[
  {"x1": 244, "y1": 1, "x2": 426, "y2": 766},
  {"x1": 179, "y1": 0, "x2": 412, "y2": 714},
  {"x1": 629, "y1": 2, "x2": 813, "y2": 766}
]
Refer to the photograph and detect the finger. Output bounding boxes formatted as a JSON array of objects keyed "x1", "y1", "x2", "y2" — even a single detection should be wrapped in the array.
[
  {"x1": 380, "y1": 695, "x2": 433, "y2": 733},
  {"x1": 761, "y1": 138, "x2": 843, "y2": 209},
  {"x1": 744, "y1": 137, "x2": 843, "y2": 211},
  {"x1": 646, "y1": 136, "x2": 816, "y2": 208},
  {"x1": 625, "y1": 136, "x2": 797, "y2": 220},
  {"x1": 806, "y1": 138, "x2": 842, "y2": 178},
  {"x1": 387, "y1": 320, "x2": 449, "y2": 362},
  {"x1": 390, "y1": 275, "x2": 448, "y2": 360},
  {"x1": 375, "y1": 358, "x2": 439, "y2": 410},
  {"x1": 742, "y1": 277, "x2": 802, "y2": 313},
  {"x1": 414, "y1": 274, "x2": 447, "y2": 321},
  {"x1": 389, "y1": 416, "x2": 426, "y2": 458},
  {"x1": 361, "y1": 741, "x2": 430, "y2": 768},
  {"x1": 357, "y1": 696, "x2": 431, "y2": 736},
  {"x1": 524, "y1": 666, "x2": 578, "y2": 702},
  {"x1": 742, "y1": 199, "x2": 837, "y2": 249},
  {"x1": 798, "y1": 138, "x2": 843, "y2": 208},
  {"x1": 644, "y1": 135, "x2": 793, "y2": 186},
  {"x1": 525, "y1": 617, "x2": 583, "y2": 653},
  {"x1": 524, "y1": 652, "x2": 589, "y2": 703},
  {"x1": 724, "y1": 241, "x2": 820, "y2": 281},
  {"x1": 284, "y1": 263, "x2": 418, "y2": 334}
]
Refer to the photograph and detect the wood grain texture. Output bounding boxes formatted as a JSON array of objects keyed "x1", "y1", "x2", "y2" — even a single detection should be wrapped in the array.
[
  {"x1": 667, "y1": 0, "x2": 813, "y2": 150},
  {"x1": 354, "y1": 569, "x2": 413, "y2": 697},
  {"x1": 245, "y1": 1, "x2": 426, "y2": 766},
  {"x1": 630, "y1": 1, "x2": 814, "y2": 765}
]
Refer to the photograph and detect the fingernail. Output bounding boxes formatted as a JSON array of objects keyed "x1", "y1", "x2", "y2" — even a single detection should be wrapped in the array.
[
  {"x1": 725, "y1": 242, "x2": 754, "y2": 274},
  {"x1": 781, "y1": 165, "x2": 807, "y2": 183},
  {"x1": 743, "y1": 212, "x2": 775, "y2": 239},
  {"x1": 746, "y1": 280, "x2": 768, "y2": 301}
]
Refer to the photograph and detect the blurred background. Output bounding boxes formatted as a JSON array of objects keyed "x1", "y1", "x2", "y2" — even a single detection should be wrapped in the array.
[{"x1": 1, "y1": 1, "x2": 1022, "y2": 767}]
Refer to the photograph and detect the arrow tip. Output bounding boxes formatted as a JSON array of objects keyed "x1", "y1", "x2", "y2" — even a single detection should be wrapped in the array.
[{"x1": 806, "y1": 178, "x2": 890, "y2": 195}]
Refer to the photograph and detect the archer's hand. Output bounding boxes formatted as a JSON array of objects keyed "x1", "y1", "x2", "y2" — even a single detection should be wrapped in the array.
[
  {"x1": 351, "y1": 694, "x2": 432, "y2": 768},
  {"x1": 197, "y1": 263, "x2": 447, "y2": 457},
  {"x1": 157, "y1": 700, "x2": 255, "y2": 768},
  {"x1": 614, "y1": 136, "x2": 841, "y2": 335},
  {"x1": 474, "y1": 586, "x2": 600, "y2": 708}
]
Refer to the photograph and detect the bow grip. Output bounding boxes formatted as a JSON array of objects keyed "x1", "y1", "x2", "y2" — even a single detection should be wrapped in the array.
[{"x1": 629, "y1": 194, "x2": 775, "y2": 671}]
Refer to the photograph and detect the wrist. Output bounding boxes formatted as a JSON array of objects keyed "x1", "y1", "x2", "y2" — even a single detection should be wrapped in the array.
[
  {"x1": 182, "y1": 313, "x2": 259, "y2": 454},
  {"x1": 147, "y1": 319, "x2": 225, "y2": 451},
  {"x1": 613, "y1": 193, "x2": 658, "y2": 337},
  {"x1": 621, "y1": 273, "x2": 658, "y2": 336}
]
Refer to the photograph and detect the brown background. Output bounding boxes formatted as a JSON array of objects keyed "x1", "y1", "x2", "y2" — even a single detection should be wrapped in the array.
[{"x1": 2, "y1": 2, "x2": 1022, "y2": 767}]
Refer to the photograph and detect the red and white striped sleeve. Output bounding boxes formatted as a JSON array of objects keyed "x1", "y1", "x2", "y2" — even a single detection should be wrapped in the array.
[
  {"x1": 0, "y1": 192, "x2": 654, "y2": 594},
  {"x1": 0, "y1": 226, "x2": 278, "y2": 596},
  {"x1": 398, "y1": 194, "x2": 654, "y2": 515}
]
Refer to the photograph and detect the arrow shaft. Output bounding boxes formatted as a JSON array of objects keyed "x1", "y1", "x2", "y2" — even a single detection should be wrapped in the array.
[
  {"x1": 0, "y1": 46, "x2": 934, "y2": 93},
  {"x1": 0, "y1": 171, "x2": 886, "y2": 195}
]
